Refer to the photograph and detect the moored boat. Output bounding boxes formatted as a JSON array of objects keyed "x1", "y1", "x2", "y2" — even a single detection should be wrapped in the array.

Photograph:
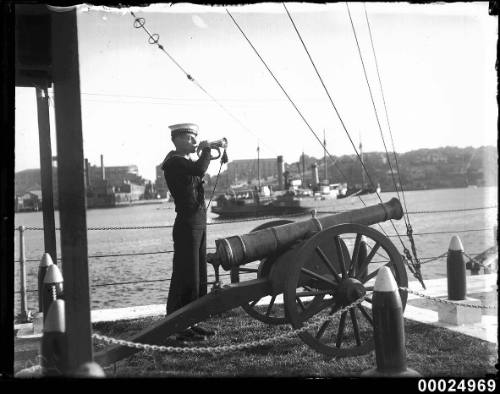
[{"x1": 211, "y1": 188, "x2": 311, "y2": 219}]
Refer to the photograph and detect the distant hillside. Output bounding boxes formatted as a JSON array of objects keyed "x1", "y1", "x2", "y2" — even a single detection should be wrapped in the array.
[
  {"x1": 304, "y1": 145, "x2": 498, "y2": 191},
  {"x1": 208, "y1": 145, "x2": 497, "y2": 191}
]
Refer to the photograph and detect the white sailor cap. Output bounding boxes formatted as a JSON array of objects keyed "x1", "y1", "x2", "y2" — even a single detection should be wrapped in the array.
[{"x1": 169, "y1": 123, "x2": 199, "y2": 138}]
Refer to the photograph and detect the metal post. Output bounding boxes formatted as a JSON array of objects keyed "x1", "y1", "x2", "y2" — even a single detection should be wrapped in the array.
[
  {"x1": 361, "y1": 267, "x2": 419, "y2": 377},
  {"x1": 38, "y1": 252, "x2": 54, "y2": 312},
  {"x1": 36, "y1": 85, "x2": 58, "y2": 265},
  {"x1": 41, "y1": 299, "x2": 66, "y2": 376},
  {"x1": 18, "y1": 226, "x2": 29, "y2": 322},
  {"x1": 42, "y1": 264, "x2": 64, "y2": 321},
  {"x1": 447, "y1": 235, "x2": 466, "y2": 300},
  {"x1": 51, "y1": 6, "x2": 93, "y2": 371}
]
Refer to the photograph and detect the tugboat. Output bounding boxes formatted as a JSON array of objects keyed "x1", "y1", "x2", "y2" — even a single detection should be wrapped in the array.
[{"x1": 211, "y1": 186, "x2": 311, "y2": 219}]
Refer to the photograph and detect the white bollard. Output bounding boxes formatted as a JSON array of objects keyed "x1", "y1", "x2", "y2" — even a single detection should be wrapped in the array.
[
  {"x1": 438, "y1": 235, "x2": 482, "y2": 325},
  {"x1": 41, "y1": 299, "x2": 67, "y2": 376}
]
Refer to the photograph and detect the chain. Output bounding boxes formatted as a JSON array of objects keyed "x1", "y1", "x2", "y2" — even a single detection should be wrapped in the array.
[
  {"x1": 407, "y1": 206, "x2": 497, "y2": 214},
  {"x1": 92, "y1": 296, "x2": 366, "y2": 355},
  {"x1": 18, "y1": 212, "x2": 308, "y2": 232},
  {"x1": 399, "y1": 287, "x2": 497, "y2": 309},
  {"x1": 315, "y1": 206, "x2": 497, "y2": 215}
]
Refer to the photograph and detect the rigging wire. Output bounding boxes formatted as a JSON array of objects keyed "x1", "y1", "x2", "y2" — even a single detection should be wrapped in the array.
[
  {"x1": 281, "y1": 3, "x2": 383, "y2": 201},
  {"x1": 281, "y1": 3, "x2": 424, "y2": 286},
  {"x1": 346, "y1": 2, "x2": 424, "y2": 286},
  {"x1": 344, "y1": 3, "x2": 404, "y2": 212},
  {"x1": 362, "y1": 3, "x2": 412, "y2": 225},
  {"x1": 226, "y1": 7, "x2": 406, "y2": 247},
  {"x1": 129, "y1": 11, "x2": 278, "y2": 156},
  {"x1": 279, "y1": 5, "x2": 403, "y2": 240},
  {"x1": 225, "y1": 8, "x2": 352, "y2": 193}
]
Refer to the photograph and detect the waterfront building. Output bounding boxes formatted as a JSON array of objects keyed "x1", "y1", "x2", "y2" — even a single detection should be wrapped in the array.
[
  {"x1": 15, "y1": 190, "x2": 42, "y2": 212},
  {"x1": 86, "y1": 163, "x2": 145, "y2": 188},
  {"x1": 154, "y1": 164, "x2": 169, "y2": 199},
  {"x1": 14, "y1": 159, "x2": 150, "y2": 210},
  {"x1": 226, "y1": 158, "x2": 277, "y2": 185}
]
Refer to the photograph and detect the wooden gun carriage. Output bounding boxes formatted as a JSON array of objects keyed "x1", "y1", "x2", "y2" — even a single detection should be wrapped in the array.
[{"x1": 95, "y1": 198, "x2": 408, "y2": 365}]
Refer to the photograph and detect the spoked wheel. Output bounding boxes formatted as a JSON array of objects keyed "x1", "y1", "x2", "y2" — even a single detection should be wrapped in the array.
[
  {"x1": 283, "y1": 223, "x2": 408, "y2": 357},
  {"x1": 230, "y1": 219, "x2": 294, "y2": 325}
]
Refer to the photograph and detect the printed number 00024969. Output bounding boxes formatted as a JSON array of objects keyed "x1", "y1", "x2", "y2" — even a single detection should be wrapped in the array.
[{"x1": 417, "y1": 379, "x2": 496, "y2": 393}]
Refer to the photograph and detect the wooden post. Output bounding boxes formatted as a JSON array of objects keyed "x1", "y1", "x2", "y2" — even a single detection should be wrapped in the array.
[
  {"x1": 18, "y1": 226, "x2": 29, "y2": 322},
  {"x1": 50, "y1": 6, "x2": 93, "y2": 372},
  {"x1": 36, "y1": 85, "x2": 58, "y2": 265}
]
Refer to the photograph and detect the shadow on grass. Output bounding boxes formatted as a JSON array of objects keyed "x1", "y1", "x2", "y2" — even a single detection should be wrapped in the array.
[{"x1": 92, "y1": 307, "x2": 497, "y2": 378}]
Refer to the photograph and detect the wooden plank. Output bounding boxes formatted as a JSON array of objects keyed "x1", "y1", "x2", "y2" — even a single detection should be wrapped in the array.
[
  {"x1": 50, "y1": 7, "x2": 92, "y2": 372},
  {"x1": 2, "y1": 0, "x2": 15, "y2": 377},
  {"x1": 95, "y1": 279, "x2": 272, "y2": 366}
]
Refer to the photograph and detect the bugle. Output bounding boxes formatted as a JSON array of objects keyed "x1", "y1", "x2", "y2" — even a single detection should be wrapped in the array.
[{"x1": 197, "y1": 137, "x2": 228, "y2": 160}]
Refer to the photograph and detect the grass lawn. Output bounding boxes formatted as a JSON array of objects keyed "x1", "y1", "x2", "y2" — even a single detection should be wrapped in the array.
[{"x1": 92, "y1": 304, "x2": 497, "y2": 378}]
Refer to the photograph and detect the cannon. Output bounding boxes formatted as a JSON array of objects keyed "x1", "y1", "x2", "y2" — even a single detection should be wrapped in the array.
[{"x1": 95, "y1": 198, "x2": 408, "y2": 365}]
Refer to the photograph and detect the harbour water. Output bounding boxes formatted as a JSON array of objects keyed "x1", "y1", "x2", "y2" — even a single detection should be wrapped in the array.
[{"x1": 13, "y1": 186, "x2": 497, "y2": 316}]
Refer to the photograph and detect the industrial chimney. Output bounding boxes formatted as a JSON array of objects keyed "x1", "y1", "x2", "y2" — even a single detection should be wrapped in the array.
[
  {"x1": 277, "y1": 155, "x2": 284, "y2": 190},
  {"x1": 100, "y1": 154, "x2": 105, "y2": 180},
  {"x1": 312, "y1": 163, "x2": 319, "y2": 187}
]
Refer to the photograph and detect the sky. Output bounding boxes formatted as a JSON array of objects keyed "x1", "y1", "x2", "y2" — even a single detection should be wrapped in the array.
[{"x1": 14, "y1": 2, "x2": 498, "y2": 181}]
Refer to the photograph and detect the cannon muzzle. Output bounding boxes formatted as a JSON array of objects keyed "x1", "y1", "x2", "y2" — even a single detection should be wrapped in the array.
[{"x1": 214, "y1": 198, "x2": 403, "y2": 270}]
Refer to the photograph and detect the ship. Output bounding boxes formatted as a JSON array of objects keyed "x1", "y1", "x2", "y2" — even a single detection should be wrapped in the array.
[
  {"x1": 211, "y1": 186, "x2": 311, "y2": 219},
  {"x1": 211, "y1": 133, "x2": 382, "y2": 218}
]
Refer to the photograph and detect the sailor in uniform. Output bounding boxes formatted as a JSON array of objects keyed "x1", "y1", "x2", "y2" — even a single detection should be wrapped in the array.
[{"x1": 161, "y1": 123, "x2": 216, "y2": 341}]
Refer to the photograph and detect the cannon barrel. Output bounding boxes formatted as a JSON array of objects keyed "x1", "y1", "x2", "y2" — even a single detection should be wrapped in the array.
[{"x1": 215, "y1": 198, "x2": 403, "y2": 270}]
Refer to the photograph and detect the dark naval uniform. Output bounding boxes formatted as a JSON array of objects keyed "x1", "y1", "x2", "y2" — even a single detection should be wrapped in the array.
[{"x1": 161, "y1": 147, "x2": 211, "y2": 314}]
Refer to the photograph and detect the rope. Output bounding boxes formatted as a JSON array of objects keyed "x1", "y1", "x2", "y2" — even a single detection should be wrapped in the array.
[
  {"x1": 363, "y1": 3, "x2": 410, "y2": 221},
  {"x1": 92, "y1": 296, "x2": 366, "y2": 354},
  {"x1": 282, "y1": 3, "x2": 388, "y2": 209},
  {"x1": 279, "y1": 4, "x2": 423, "y2": 284},
  {"x1": 206, "y1": 149, "x2": 228, "y2": 211},
  {"x1": 345, "y1": 3, "x2": 406, "y2": 221},
  {"x1": 225, "y1": 8, "x2": 349, "y2": 184},
  {"x1": 129, "y1": 11, "x2": 278, "y2": 156},
  {"x1": 345, "y1": 3, "x2": 429, "y2": 286},
  {"x1": 226, "y1": 6, "x2": 406, "y2": 259}
]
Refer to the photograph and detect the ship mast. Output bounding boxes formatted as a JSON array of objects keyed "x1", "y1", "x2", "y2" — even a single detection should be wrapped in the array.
[
  {"x1": 257, "y1": 143, "x2": 260, "y2": 190},
  {"x1": 359, "y1": 138, "x2": 365, "y2": 189},
  {"x1": 301, "y1": 150, "x2": 305, "y2": 186}
]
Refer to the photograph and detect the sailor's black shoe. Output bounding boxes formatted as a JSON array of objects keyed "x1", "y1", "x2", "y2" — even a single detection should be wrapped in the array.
[
  {"x1": 175, "y1": 328, "x2": 206, "y2": 342},
  {"x1": 190, "y1": 324, "x2": 216, "y2": 337}
]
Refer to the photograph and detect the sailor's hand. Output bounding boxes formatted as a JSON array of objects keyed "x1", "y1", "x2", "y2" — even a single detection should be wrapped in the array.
[{"x1": 198, "y1": 140, "x2": 210, "y2": 151}]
